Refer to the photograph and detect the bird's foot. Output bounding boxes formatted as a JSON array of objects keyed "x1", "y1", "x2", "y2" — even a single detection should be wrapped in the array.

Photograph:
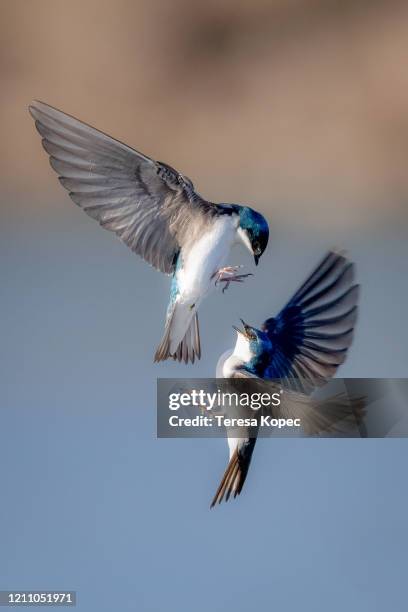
[{"x1": 212, "y1": 266, "x2": 253, "y2": 293}]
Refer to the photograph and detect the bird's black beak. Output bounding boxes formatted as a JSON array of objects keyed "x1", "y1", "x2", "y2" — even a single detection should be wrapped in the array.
[{"x1": 254, "y1": 254, "x2": 259, "y2": 266}]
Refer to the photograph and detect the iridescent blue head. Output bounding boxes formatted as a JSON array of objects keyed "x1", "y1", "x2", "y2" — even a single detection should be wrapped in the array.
[
  {"x1": 233, "y1": 319, "x2": 272, "y2": 374},
  {"x1": 236, "y1": 206, "x2": 269, "y2": 265}
]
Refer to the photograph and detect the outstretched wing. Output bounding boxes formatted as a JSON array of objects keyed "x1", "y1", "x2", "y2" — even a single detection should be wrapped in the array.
[
  {"x1": 29, "y1": 101, "x2": 215, "y2": 274},
  {"x1": 262, "y1": 251, "x2": 359, "y2": 392}
]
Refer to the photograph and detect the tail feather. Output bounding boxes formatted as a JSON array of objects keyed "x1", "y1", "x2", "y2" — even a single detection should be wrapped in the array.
[
  {"x1": 210, "y1": 439, "x2": 257, "y2": 508},
  {"x1": 154, "y1": 310, "x2": 201, "y2": 364}
]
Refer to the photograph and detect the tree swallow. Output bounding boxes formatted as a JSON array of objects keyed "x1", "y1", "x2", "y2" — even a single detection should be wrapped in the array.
[
  {"x1": 211, "y1": 251, "x2": 361, "y2": 506},
  {"x1": 29, "y1": 101, "x2": 269, "y2": 363}
]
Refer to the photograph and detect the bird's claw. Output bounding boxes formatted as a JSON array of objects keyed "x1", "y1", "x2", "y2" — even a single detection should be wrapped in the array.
[
  {"x1": 220, "y1": 274, "x2": 253, "y2": 293},
  {"x1": 212, "y1": 266, "x2": 253, "y2": 293}
]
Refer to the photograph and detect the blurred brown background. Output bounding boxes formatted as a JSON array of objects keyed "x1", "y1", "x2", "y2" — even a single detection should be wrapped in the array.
[{"x1": 2, "y1": 0, "x2": 408, "y2": 229}]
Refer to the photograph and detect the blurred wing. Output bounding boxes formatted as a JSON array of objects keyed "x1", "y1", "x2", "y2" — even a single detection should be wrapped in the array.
[
  {"x1": 29, "y1": 100, "x2": 214, "y2": 274},
  {"x1": 276, "y1": 389, "x2": 365, "y2": 436},
  {"x1": 262, "y1": 251, "x2": 359, "y2": 392},
  {"x1": 210, "y1": 366, "x2": 365, "y2": 506},
  {"x1": 229, "y1": 370, "x2": 365, "y2": 438}
]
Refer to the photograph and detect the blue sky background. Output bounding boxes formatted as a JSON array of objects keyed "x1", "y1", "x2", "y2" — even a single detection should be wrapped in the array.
[{"x1": 1, "y1": 209, "x2": 407, "y2": 612}]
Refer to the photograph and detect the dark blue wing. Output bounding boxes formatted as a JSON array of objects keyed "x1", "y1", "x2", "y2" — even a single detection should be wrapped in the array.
[{"x1": 262, "y1": 251, "x2": 359, "y2": 392}]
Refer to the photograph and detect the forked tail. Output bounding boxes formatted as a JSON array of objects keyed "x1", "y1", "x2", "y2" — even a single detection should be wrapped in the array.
[
  {"x1": 154, "y1": 311, "x2": 201, "y2": 364},
  {"x1": 210, "y1": 439, "x2": 257, "y2": 507}
]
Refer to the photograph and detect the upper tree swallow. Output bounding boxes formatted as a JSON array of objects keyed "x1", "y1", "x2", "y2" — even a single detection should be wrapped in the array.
[
  {"x1": 29, "y1": 101, "x2": 269, "y2": 364},
  {"x1": 211, "y1": 251, "x2": 362, "y2": 506}
]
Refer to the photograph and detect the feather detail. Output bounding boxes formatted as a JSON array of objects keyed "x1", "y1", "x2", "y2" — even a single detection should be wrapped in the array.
[
  {"x1": 262, "y1": 251, "x2": 359, "y2": 391},
  {"x1": 154, "y1": 311, "x2": 201, "y2": 364},
  {"x1": 210, "y1": 439, "x2": 257, "y2": 507},
  {"x1": 29, "y1": 100, "x2": 217, "y2": 275}
]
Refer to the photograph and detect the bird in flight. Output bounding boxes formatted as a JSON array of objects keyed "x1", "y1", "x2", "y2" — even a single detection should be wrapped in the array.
[
  {"x1": 212, "y1": 251, "x2": 361, "y2": 506},
  {"x1": 29, "y1": 101, "x2": 269, "y2": 364}
]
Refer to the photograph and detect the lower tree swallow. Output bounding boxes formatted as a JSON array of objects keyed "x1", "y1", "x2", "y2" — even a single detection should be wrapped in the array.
[
  {"x1": 28, "y1": 101, "x2": 269, "y2": 363},
  {"x1": 211, "y1": 251, "x2": 362, "y2": 506}
]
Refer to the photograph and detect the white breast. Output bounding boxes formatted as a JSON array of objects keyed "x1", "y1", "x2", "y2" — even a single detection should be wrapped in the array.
[
  {"x1": 177, "y1": 216, "x2": 237, "y2": 302},
  {"x1": 217, "y1": 333, "x2": 253, "y2": 378},
  {"x1": 232, "y1": 332, "x2": 253, "y2": 363}
]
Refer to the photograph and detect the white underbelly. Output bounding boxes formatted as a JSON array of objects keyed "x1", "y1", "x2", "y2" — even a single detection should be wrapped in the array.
[{"x1": 177, "y1": 218, "x2": 235, "y2": 303}]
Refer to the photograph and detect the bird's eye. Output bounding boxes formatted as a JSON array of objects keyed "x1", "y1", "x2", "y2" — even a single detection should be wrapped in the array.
[{"x1": 253, "y1": 241, "x2": 261, "y2": 255}]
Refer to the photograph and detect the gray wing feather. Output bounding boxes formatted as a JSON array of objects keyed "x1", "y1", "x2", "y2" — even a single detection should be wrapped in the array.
[
  {"x1": 29, "y1": 100, "x2": 214, "y2": 274},
  {"x1": 232, "y1": 369, "x2": 364, "y2": 435}
]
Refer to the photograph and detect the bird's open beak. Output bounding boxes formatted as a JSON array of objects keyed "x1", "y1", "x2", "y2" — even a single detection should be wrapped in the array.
[{"x1": 232, "y1": 319, "x2": 252, "y2": 338}]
